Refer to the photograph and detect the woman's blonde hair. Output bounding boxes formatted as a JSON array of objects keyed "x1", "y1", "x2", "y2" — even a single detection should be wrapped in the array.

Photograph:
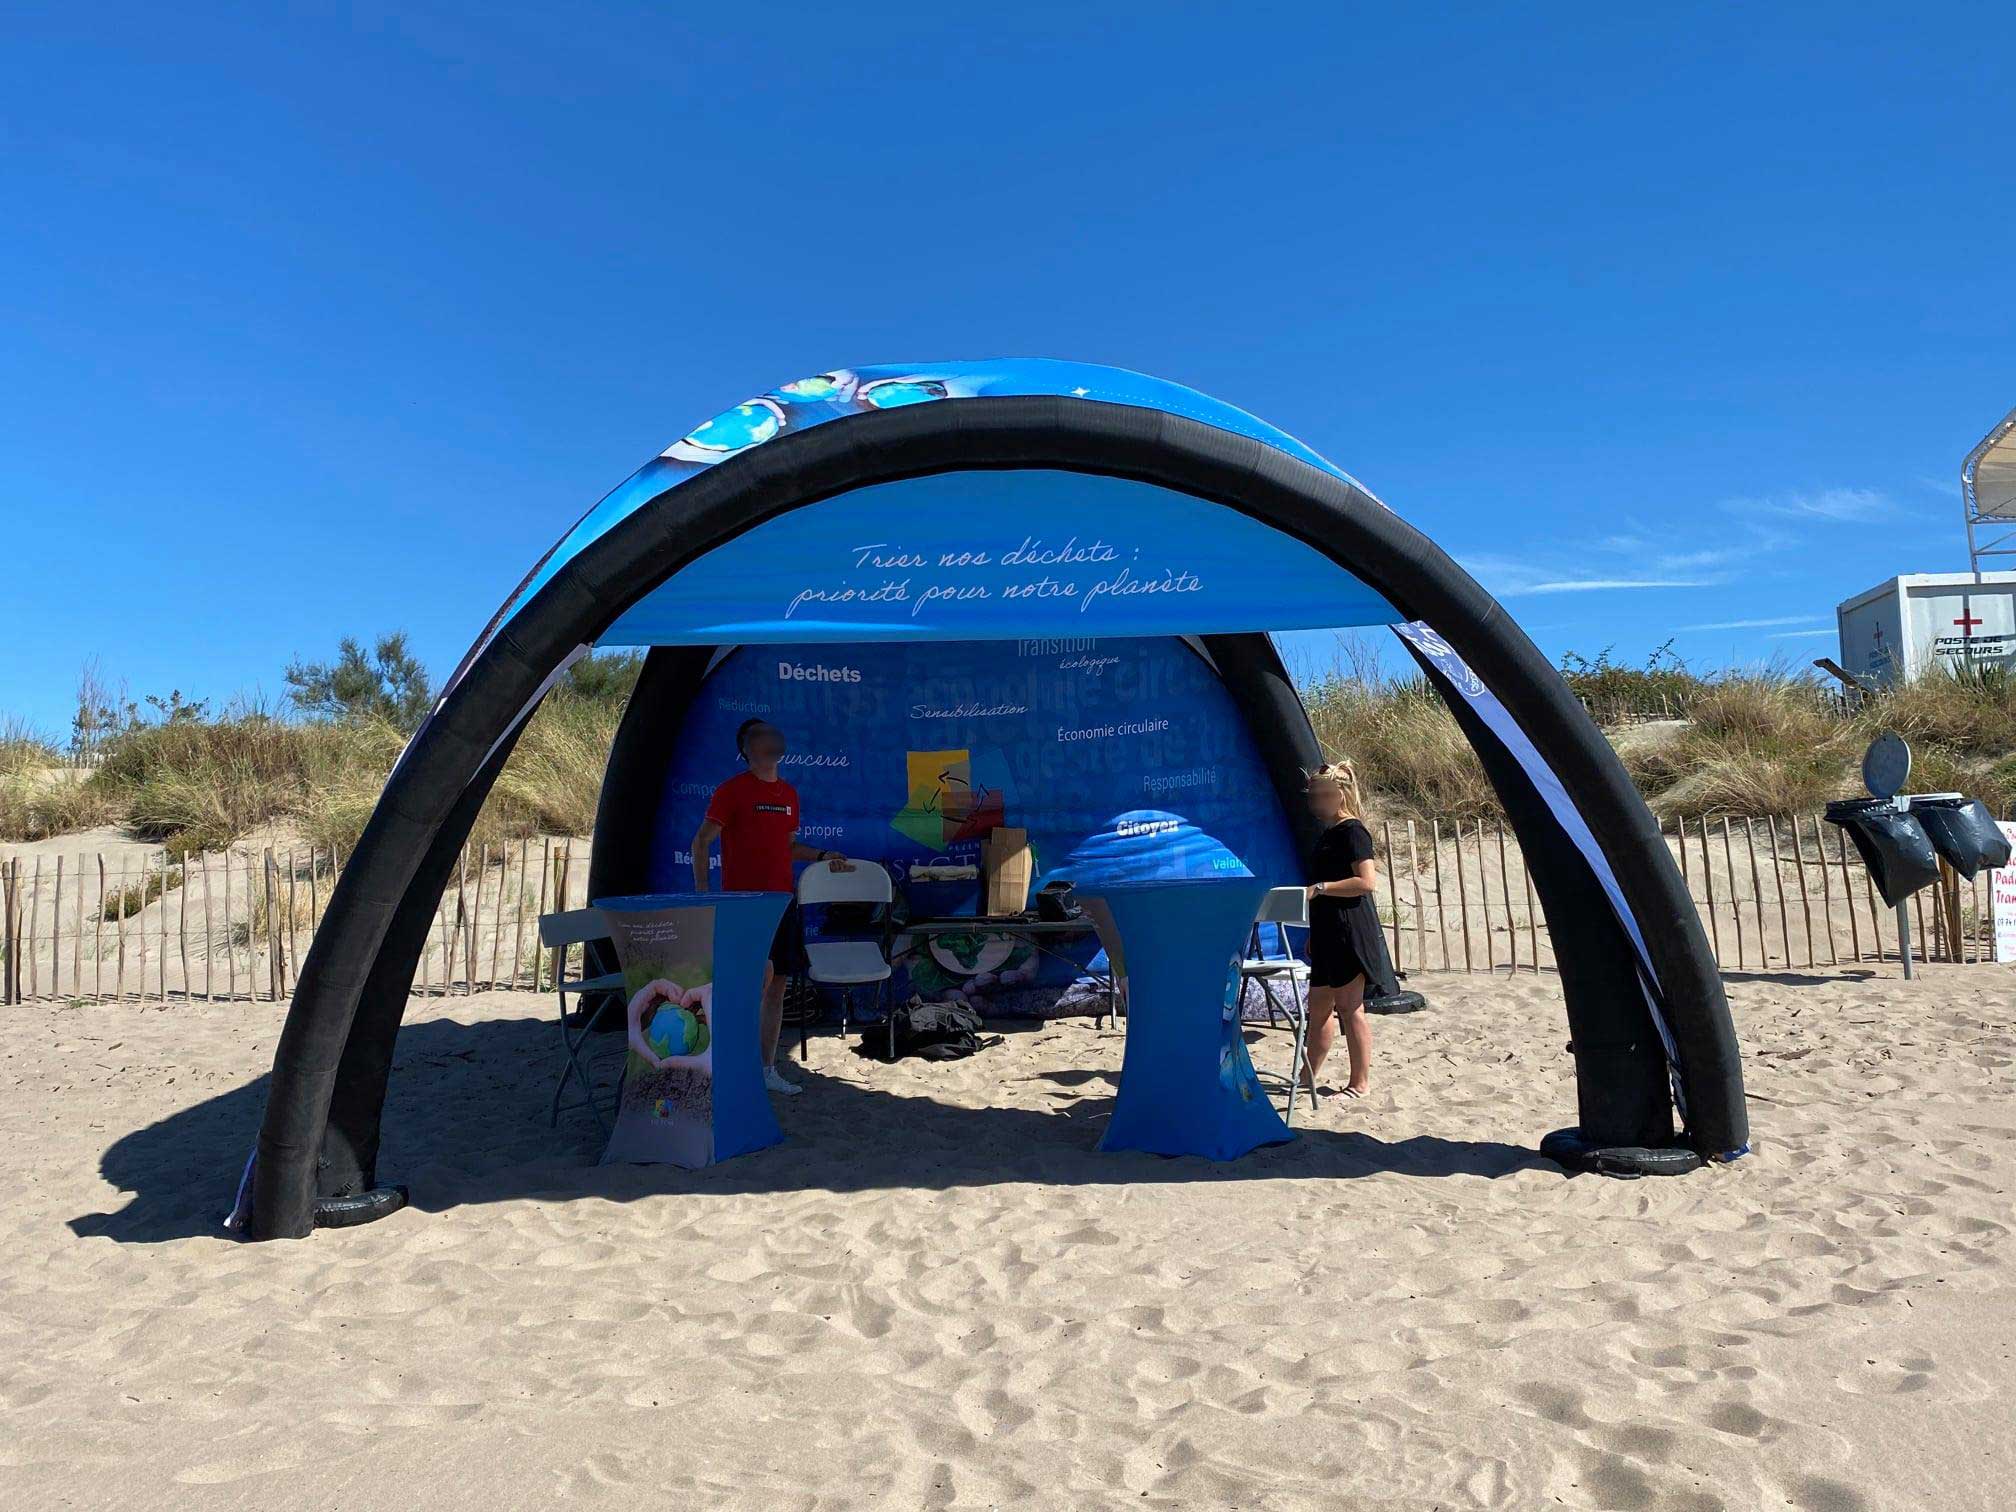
[{"x1": 1305, "y1": 760, "x2": 1364, "y2": 819}]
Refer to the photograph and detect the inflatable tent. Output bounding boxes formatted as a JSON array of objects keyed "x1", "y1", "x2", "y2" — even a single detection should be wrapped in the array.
[{"x1": 238, "y1": 360, "x2": 1749, "y2": 1240}]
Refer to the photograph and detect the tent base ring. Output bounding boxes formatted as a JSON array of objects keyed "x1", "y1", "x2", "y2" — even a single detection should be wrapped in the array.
[
  {"x1": 313, "y1": 1185, "x2": 409, "y2": 1229},
  {"x1": 1365, "y1": 989, "x2": 1427, "y2": 1015},
  {"x1": 1540, "y1": 1127, "x2": 1704, "y2": 1178}
]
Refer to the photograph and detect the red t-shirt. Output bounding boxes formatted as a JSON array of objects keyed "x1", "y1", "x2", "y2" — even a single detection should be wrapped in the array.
[{"x1": 705, "y1": 771, "x2": 800, "y2": 892}]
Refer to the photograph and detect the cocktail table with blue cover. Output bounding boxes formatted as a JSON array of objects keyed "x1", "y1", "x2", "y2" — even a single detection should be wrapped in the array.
[
  {"x1": 1078, "y1": 876, "x2": 1293, "y2": 1159},
  {"x1": 592, "y1": 891, "x2": 789, "y2": 1168}
]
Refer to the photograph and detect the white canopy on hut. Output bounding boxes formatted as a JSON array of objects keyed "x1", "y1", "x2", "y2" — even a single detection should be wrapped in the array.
[{"x1": 1963, "y1": 403, "x2": 2016, "y2": 573}]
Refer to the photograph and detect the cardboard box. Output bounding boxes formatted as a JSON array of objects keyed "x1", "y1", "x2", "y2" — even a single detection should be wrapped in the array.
[{"x1": 983, "y1": 827, "x2": 1033, "y2": 916}]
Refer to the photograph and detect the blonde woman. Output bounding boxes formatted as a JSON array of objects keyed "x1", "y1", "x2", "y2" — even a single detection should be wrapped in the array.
[{"x1": 1302, "y1": 762, "x2": 1379, "y2": 1098}]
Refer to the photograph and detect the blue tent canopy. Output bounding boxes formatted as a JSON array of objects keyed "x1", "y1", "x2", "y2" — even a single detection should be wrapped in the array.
[{"x1": 481, "y1": 360, "x2": 1396, "y2": 662}]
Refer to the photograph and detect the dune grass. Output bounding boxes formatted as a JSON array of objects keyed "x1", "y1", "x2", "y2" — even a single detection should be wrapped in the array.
[
  {"x1": 26, "y1": 658, "x2": 637, "y2": 856},
  {"x1": 0, "y1": 718, "x2": 120, "y2": 840},
  {"x1": 75, "y1": 690, "x2": 628, "y2": 858},
  {"x1": 1304, "y1": 655, "x2": 2016, "y2": 823},
  {"x1": 5, "y1": 649, "x2": 2011, "y2": 850}
]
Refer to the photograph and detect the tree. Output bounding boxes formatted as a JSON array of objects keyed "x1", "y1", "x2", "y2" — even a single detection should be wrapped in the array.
[{"x1": 285, "y1": 633, "x2": 434, "y2": 730}]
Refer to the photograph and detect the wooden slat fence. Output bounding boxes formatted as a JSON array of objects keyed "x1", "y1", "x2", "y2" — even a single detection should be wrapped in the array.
[
  {"x1": 1361, "y1": 813, "x2": 2008, "y2": 977},
  {"x1": 0, "y1": 839, "x2": 595, "y2": 1005}
]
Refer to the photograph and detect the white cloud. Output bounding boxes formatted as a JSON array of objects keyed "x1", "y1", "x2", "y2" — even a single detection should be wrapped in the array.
[
  {"x1": 1767, "y1": 628, "x2": 1837, "y2": 640},
  {"x1": 1681, "y1": 615, "x2": 1824, "y2": 631},
  {"x1": 1656, "y1": 546, "x2": 1759, "y2": 571},
  {"x1": 1722, "y1": 487, "x2": 1890, "y2": 524},
  {"x1": 1510, "y1": 577, "x2": 1714, "y2": 596},
  {"x1": 1459, "y1": 553, "x2": 1717, "y2": 598}
]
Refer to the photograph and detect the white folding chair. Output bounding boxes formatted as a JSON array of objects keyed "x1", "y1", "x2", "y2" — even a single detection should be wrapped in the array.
[
  {"x1": 539, "y1": 907, "x2": 624, "y2": 1133},
  {"x1": 1240, "y1": 886, "x2": 1314, "y2": 1123},
  {"x1": 797, "y1": 860, "x2": 894, "y2": 1053}
]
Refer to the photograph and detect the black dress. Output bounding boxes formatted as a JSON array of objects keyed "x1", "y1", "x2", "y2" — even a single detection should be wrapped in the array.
[{"x1": 1307, "y1": 818, "x2": 1375, "y2": 988}]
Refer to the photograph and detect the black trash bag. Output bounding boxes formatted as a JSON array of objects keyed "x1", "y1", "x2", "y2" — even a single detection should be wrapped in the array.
[
  {"x1": 1824, "y1": 799, "x2": 1940, "y2": 907},
  {"x1": 1912, "y1": 797, "x2": 2011, "y2": 880}
]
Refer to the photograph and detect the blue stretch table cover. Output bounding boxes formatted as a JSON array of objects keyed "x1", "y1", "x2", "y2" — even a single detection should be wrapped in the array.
[
  {"x1": 593, "y1": 891, "x2": 789, "y2": 1167},
  {"x1": 1082, "y1": 878, "x2": 1292, "y2": 1159}
]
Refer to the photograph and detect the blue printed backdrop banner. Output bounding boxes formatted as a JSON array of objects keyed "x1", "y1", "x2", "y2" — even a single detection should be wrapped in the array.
[{"x1": 643, "y1": 636, "x2": 1303, "y2": 1014}]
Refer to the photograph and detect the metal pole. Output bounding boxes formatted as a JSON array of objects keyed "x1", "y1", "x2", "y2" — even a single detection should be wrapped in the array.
[{"x1": 1896, "y1": 903, "x2": 1913, "y2": 980}]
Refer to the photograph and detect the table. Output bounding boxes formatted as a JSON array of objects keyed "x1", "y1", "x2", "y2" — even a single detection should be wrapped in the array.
[
  {"x1": 1078, "y1": 877, "x2": 1293, "y2": 1160},
  {"x1": 592, "y1": 891, "x2": 789, "y2": 1168},
  {"x1": 897, "y1": 914, "x2": 1119, "y2": 1025}
]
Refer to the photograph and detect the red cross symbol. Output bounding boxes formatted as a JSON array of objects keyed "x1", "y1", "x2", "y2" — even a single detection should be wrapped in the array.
[{"x1": 1954, "y1": 613, "x2": 1984, "y2": 636}]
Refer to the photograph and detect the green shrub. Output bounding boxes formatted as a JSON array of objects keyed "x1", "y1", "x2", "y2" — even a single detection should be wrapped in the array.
[{"x1": 1558, "y1": 641, "x2": 1706, "y2": 721}]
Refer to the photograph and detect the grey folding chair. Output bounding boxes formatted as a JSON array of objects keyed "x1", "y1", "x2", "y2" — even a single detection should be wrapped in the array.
[
  {"x1": 1240, "y1": 886, "x2": 1314, "y2": 1123},
  {"x1": 539, "y1": 907, "x2": 624, "y2": 1133}
]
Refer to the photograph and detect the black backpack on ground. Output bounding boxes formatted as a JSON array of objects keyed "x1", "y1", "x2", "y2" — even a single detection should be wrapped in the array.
[{"x1": 857, "y1": 997, "x2": 1003, "y2": 1063}]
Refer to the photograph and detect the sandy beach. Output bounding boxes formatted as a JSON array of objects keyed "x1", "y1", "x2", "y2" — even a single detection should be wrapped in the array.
[{"x1": 3, "y1": 965, "x2": 2011, "y2": 1509}]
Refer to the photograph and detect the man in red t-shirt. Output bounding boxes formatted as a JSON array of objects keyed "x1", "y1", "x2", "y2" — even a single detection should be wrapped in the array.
[{"x1": 693, "y1": 718, "x2": 851, "y2": 1095}]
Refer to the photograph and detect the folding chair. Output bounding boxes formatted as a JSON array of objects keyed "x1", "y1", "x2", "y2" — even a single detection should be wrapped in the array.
[
  {"x1": 1239, "y1": 886, "x2": 1314, "y2": 1124},
  {"x1": 539, "y1": 907, "x2": 624, "y2": 1133},
  {"x1": 797, "y1": 861, "x2": 894, "y2": 1056}
]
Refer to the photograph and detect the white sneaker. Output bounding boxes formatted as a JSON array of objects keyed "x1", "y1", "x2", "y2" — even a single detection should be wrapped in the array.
[{"x1": 764, "y1": 1065, "x2": 802, "y2": 1096}]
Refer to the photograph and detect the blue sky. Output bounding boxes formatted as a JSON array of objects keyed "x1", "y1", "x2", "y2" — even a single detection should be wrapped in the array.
[{"x1": 4, "y1": 3, "x2": 2011, "y2": 733}]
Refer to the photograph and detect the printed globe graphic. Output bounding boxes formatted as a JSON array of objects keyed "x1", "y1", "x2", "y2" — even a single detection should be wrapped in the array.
[{"x1": 646, "y1": 1005, "x2": 708, "y2": 1060}]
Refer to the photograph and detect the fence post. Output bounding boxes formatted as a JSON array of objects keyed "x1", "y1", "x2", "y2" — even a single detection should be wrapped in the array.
[
  {"x1": 155, "y1": 853, "x2": 169, "y2": 1003},
  {"x1": 94, "y1": 855, "x2": 106, "y2": 1001},
  {"x1": 1861, "y1": 840, "x2": 1885, "y2": 962},
  {"x1": 481, "y1": 845, "x2": 499, "y2": 988},
  {"x1": 1405, "y1": 821, "x2": 1425, "y2": 977},
  {"x1": 51, "y1": 855, "x2": 64, "y2": 999},
  {"x1": 263, "y1": 848, "x2": 281, "y2": 1000},
  {"x1": 285, "y1": 849, "x2": 300, "y2": 993},
  {"x1": 511, "y1": 838, "x2": 529, "y2": 988},
  {"x1": 177, "y1": 852, "x2": 191, "y2": 1000},
  {"x1": 1720, "y1": 819, "x2": 1744, "y2": 970},
  {"x1": 27, "y1": 856, "x2": 41, "y2": 999},
  {"x1": 1452, "y1": 819, "x2": 1473, "y2": 972},
  {"x1": 1695, "y1": 818, "x2": 1720, "y2": 966},
  {"x1": 1741, "y1": 819, "x2": 1768, "y2": 969},
  {"x1": 1765, "y1": 818, "x2": 1792, "y2": 970},
  {"x1": 71, "y1": 852, "x2": 84, "y2": 998},
  {"x1": 114, "y1": 859, "x2": 128, "y2": 1002},
  {"x1": 1808, "y1": 816, "x2": 1840, "y2": 967},
  {"x1": 1783, "y1": 817, "x2": 1815, "y2": 968},
  {"x1": 1832, "y1": 824, "x2": 1862, "y2": 963},
  {"x1": 1468, "y1": 820, "x2": 1489, "y2": 972},
  {"x1": 1521, "y1": 831, "x2": 1539, "y2": 972},
  {"x1": 2, "y1": 859, "x2": 18, "y2": 1004},
  {"x1": 1493, "y1": 820, "x2": 1515, "y2": 974},
  {"x1": 534, "y1": 836, "x2": 553, "y2": 992},
  {"x1": 1429, "y1": 820, "x2": 1449, "y2": 970}
]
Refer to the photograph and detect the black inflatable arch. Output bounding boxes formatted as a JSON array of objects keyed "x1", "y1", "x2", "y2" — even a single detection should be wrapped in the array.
[{"x1": 245, "y1": 395, "x2": 1747, "y2": 1239}]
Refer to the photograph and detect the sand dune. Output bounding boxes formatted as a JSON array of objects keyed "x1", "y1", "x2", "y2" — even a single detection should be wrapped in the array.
[{"x1": 4, "y1": 965, "x2": 2012, "y2": 1508}]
